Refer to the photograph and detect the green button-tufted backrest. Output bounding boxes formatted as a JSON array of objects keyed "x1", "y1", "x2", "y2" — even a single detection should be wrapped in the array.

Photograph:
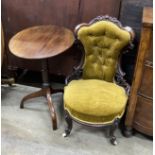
[{"x1": 77, "y1": 20, "x2": 131, "y2": 82}]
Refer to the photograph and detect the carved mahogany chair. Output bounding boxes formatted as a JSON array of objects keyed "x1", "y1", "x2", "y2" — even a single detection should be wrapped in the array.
[{"x1": 62, "y1": 16, "x2": 134, "y2": 145}]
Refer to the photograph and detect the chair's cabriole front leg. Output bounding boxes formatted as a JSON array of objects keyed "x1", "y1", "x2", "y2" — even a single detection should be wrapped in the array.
[{"x1": 62, "y1": 111, "x2": 73, "y2": 137}]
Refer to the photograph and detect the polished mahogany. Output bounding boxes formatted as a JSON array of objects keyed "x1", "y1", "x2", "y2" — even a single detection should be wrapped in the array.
[{"x1": 9, "y1": 25, "x2": 75, "y2": 59}]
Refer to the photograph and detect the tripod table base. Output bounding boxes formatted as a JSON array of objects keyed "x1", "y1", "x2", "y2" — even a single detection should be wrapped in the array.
[{"x1": 20, "y1": 87, "x2": 62, "y2": 130}]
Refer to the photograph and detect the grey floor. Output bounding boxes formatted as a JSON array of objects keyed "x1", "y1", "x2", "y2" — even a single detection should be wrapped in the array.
[{"x1": 1, "y1": 84, "x2": 153, "y2": 155}]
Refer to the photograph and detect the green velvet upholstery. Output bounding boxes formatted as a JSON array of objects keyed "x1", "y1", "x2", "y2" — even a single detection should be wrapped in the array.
[
  {"x1": 77, "y1": 21, "x2": 130, "y2": 82},
  {"x1": 64, "y1": 79, "x2": 128, "y2": 124},
  {"x1": 64, "y1": 19, "x2": 131, "y2": 125}
]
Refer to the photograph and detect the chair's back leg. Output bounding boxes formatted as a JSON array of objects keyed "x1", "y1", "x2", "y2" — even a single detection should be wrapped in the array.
[{"x1": 109, "y1": 118, "x2": 120, "y2": 145}]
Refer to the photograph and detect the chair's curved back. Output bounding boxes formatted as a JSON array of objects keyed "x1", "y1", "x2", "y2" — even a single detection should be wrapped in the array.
[{"x1": 75, "y1": 16, "x2": 132, "y2": 82}]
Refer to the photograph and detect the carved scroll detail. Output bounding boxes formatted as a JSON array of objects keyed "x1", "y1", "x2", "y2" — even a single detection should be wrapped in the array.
[{"x1": 89, "y1": 15, "x2": 123, "y2": 27}]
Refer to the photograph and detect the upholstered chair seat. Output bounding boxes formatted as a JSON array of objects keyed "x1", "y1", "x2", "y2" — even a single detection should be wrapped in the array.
[{"x1": 64, "y1": 79, "x2": 128, "y2": 124}]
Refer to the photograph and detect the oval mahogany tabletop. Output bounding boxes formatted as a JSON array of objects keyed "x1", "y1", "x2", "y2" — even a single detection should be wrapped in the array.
[{"x1": 9, "y1": 25, "x2": 75, "y2": 59}]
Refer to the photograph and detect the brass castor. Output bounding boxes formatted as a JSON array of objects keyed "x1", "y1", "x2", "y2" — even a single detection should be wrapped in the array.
[
  {"x1": 62, "y1": 128, "x2": 72, "y2": 137},
  {"x1": 110, "y1": 136, "x2": 118, "y2": 145}
]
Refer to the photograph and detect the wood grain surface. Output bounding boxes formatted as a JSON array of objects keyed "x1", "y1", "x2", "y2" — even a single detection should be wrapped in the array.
[
  {"x1": 142, "y1": 7, "x2": 153, "y2": 27},
  {"x1": 9, "y1": 25, "x2": 75, "y2": 59},
  {"x1": 125, "y1": 7, "x2": 153, "y2": 136}
]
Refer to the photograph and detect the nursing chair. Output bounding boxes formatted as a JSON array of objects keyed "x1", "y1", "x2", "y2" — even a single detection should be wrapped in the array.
[{"x1": 63, "y1": 16, "x2": 134, "y2": 145}]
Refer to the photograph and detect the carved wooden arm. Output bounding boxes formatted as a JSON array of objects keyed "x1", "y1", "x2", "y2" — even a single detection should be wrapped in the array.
[{"x1": 65, "y1": 40, "x2": 84, "y2": 84}]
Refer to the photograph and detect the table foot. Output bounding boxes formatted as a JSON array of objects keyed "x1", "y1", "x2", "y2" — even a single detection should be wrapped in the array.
[
  {"x1": 46, "y1": 89, "x2": 57, "y2": 130},
  {"x1": 20, "y1": 87, "x2": 57, "y2": 130},
  {"x1": 20, "y1": 89, "x2": 46, "y2": 109}
]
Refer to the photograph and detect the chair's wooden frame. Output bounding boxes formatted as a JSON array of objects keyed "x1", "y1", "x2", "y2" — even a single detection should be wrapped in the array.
[{"x1": 63, "y1": 15, "x2": 134, "y2": 145}]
